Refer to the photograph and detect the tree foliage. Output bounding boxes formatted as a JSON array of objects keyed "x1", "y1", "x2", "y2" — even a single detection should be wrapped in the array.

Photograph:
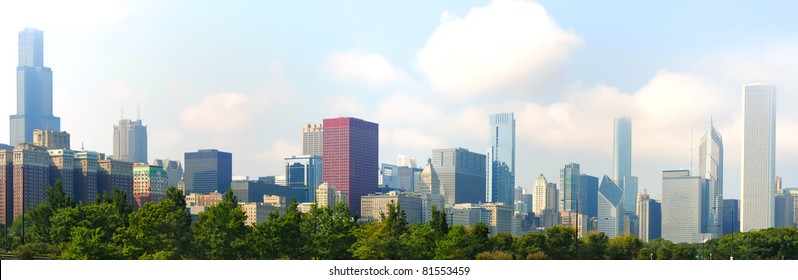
[{"x1": 6, "y1": 180, "x2": 798, "y2": 260}]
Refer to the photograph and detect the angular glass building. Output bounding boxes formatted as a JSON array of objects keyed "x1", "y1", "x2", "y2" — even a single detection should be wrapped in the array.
[
  {"x1": 598, "y1": 175, "x2": 624, "y2": 238},
  {"x1": 699, "y1": 119, "x2": 724, "y2": 237},
  {"x1": 740, "y1": 82, "x2": 776, "y2": 232},
  {"x1": 285, "y1": 155, "x2": 322, "y2": 203}
]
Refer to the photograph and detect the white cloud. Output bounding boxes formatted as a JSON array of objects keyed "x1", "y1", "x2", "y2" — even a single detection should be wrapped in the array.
[
  {"x1": 324, "y1": 50, "x2": 410, "y2": 85},
  {"x1": 416, "y1": 0, "x2": 582, "y2": 99},
  {"x1": 180, "y1": 92, "x2": 258, "y2": 134},
  {"x1": 391, "y1": 128, "x2": 444, "y2": 151},
  {"x1": 0, "y1": 0, "x2": 133, "y2": 32}
]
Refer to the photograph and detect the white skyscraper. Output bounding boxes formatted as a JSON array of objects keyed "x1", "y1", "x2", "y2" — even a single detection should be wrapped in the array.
[
  {"x1": 740, "y1": 82, "x2": 776, "y2": 232},
  {"x1": 699, "y1": 119, "x2": 723, "y2": 237},
  {"x1": 662, "y1": 170, "x2": 706, "y2": 243},
  {"x1": 113, "y1": 114, "x2": 148, "y2": 163},
  {"x1": 532, "y1": 174, "x2": 548, "y2": 215}
]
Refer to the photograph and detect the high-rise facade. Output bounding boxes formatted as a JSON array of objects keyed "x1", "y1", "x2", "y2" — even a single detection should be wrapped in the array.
[
  {"x1": 637, "y1": 189, "x2": 650, "y2": 242},
  {"x1": 559, "y1": 163, "x2": 580, "y2": 213},
  {"x1": 419, "y1": 158, "x2": 441, "y2": 195},
  {"x1": 532, "y1": 174, "x2": 548, "y2": 215},
  {"x1": 132, "y1": 163, "x2": 168, "y2": 208},
  {"x1": 113, "y1": 118, "x2": 148, "y2": 163},
  {"x1": 598, "y1": 175, "x2": 624, "y2": 238},
  {"x1": 98, "y1": 155, "x2": 134, "y2": 205},
  {"x1": 775, "y1": 192, "x2": 795, "y2": 228},
  {"x1": 613, "y1": 117, "x2": 632, "y2": 182},
  {"x1": 722, "y1": 199, "x2": 740, "y2": 235},
  {"x1": 740, "y1": 82, "x2": 776, "y2": 232},
  {"x1": 432, "y1": 148, "x2": 486, "y2": 205},
  {"x1": 699, "y1": 119, "x2": 724, "y2": 237},
  {"x1": 302, "y1": 123, "x2": 323, "y2": 157},
  {"x1": 579, "y1": 174, "x2": 599, "y2": 227},
  {"x1": 152, "y1": 159, "x2": 183, "y2": 190},
  {"x1": 0, "y1": 148, "x2": 13, "y2": 226},
  {"x1": 322, "y1": 117, "x2": 378, "y2": 215},
  {"x1": 184, "y1": 149, "x2": 232, "y2": 195},
  {"x1": 486, "y1": 113, "x2": 515, "y2": 206},
  {"x1": 33, "y1": 129, "x2": 69, "y2": 150},
  {"x1": 662, "y1": 170, "x2": 706, "y2": 243},
  {"x1": 11, "y1": 143, "x2": 50, "y2": 221},
  {"x1": 73, "y1": 151, "x2": 98, "y2": 205},
  {"x1": 10, "y1": 28, "x2": 61, "y2": 147},
  {"x1": 650, "y1": 199, "x2": 662, "y2": 240},
  {"x1": 285, "y1": 155, "x2": 322, "y2": 203}
]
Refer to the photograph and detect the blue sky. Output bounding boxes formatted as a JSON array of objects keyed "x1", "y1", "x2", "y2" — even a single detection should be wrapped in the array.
[{"x1": 1, "y1": 0, "x2": 796, "y2": 198}]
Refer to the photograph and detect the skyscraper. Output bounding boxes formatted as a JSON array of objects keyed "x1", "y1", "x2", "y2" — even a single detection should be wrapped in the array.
[
  {"x1": 699, "y1": 119, "x2": 724, "y2": 237},
  {"x1": 559, "y1": 163, "x2": 580, "y2": 213},
  {"x1": 322, "y1": 117, "x2": 378, "y2": 215},
  {"x1": 637, "y1": 189, "x2": 650, "y2": 242},
  {"x1": 740, "y1": 82, "x2": 776, "y2": 232},
  {"x1": 613, "y1": 116, "x2": 632, "y2": 182},
  {"x1": 532, "y1": 174, "x2": 548, "y2": 215},
  {"x1": 598, "y1": 175, "x2": 624, "y2": 238},
  {"x1": 302, "y1": 123, "x2": 323, "y2": 157},
  {"x1": 184, "y1": 149, "x2": 232, "y2": 195},
  {"x1": 10, "y1": 28, "x2": 60, "y2": 146},
  {"x1": 113, "y1": 117, "x2": 148, "y2": 163},
  {"x1": 419, "y1": 158, "x2": 440, "y2": 195},
  {"x1": 579, "y1": 174, "x2": 599, "y2": 227},
  {"x1": 432, "y1": 148, "x2": 486, "y2": 205},
  {"x1": 152, "y1": 159, "x2": 183, "y2": 190},
  {"x1": 662, "y1": 170, "x2": 706, "y2": 243},
  {"x1": 285, "y1": 155, "x2": 322, "y2": 203},
  {"x1": 722, "y1": 199, "x2": 740, "y2": 235},
  {"x1": 486, "y1": 112, "x2": 515, "y2": 206}
]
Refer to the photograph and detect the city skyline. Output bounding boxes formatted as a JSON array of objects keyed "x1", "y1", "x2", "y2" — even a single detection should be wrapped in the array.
[{"x1": 1, "y1": 1, "x2": 797, "y2": 199}]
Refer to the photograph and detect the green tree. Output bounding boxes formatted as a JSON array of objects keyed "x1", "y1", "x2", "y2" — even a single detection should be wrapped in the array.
[
  {"x1": 310, "y1": 201, "x2": 357, "y2": 259},
  {"x1": 430, "y1": 205, "x2": 449, "y2": 239},
  {"x1": 192, "y1": 188, "x2": 250, "y2": 259},
  {"x1": 350, "y1": 201, "x2": 409, "y2": 259},
  {"x1": 54, "y1": 203, "x2": 127, "y2": 259},
  {"x1": 670, "y1": 243, "x2": 697, "y2": 260},
  {"x1": 251, "y1": 198, "x2": 309, "y2": 259},
  {"x1": 121, "y1": 187, "x2": 193, "y2": 259},
  {"x1": 515, "y1": 232, "x2": 547, "y2": 260},
  {"x1": 434, "y1": 225, "x2": 476, "y2": 259},
  {"x1": 489, "y1": 232, "x2": 516, "y2": 255},
  {"x1": 606, "y1": 234, "x2": 643, "y2": 260},
  {"x1": 475, "y1": 250, "x2": 513, "y2": 260},
  {"x1": 545, "y1": 226, "x2": 577, "y2": 259},
  {"x1": 582, "y1": 231, "x2": 609, "y2": 260},
  {"x1": 400, "y1": 223, "x2": 436, "y2": 259},
  {"x1": 26, "y1": 180, "x2": 75, "y2": 243}
]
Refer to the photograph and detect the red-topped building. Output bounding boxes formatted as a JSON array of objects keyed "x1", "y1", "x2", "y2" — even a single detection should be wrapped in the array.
[{"x1": 322, "y1": 117, "x2": 378, "y2": 215}]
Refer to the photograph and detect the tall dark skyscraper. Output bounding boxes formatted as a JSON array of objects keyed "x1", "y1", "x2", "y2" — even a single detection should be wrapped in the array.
[
  {"x1": 579, "y1": 174, "x2": 599, "y2": 223},
  {"x1": 322, "y1": 117, "x2": 378, "y2": 215},
  {"x1": 184, "y1": 149, "x2": 232, "y2": 195},
  {"x1": 10, "y1": 28, "x2": 60, "y2": 146}
]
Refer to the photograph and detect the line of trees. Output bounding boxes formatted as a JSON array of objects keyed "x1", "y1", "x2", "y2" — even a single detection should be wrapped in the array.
[{"x1": 1, "y1": 182, "x2": 796, "y2": 260}]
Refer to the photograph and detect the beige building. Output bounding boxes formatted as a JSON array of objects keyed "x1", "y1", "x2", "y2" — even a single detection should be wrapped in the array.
[
  {"x1": 637, "y1": 189, "x2": 651, "y2": 242},
  {"x1": 302, "y1": 123, "x2": 323, "y2": 157},
  {"x1": 47, "y1": 149, "x2": 74, "y2": 199},
  {"x1": 1, "y1": 148, "x2": 13, "y2": 225},
  {"x1": 240, "y1": 196, "x2": 287, "y2": 226},
  {"x1": 74, "y1": 151, "x2": 98, "y2": 205},
  {"x1": 10, "y1": 143, "x2": 50, "y2": 221},
  {"x1": 481, "y1": 202, "x2": 513, "y2": 235},
  {"x1": 33, "y1": 129, "x2": 70, "y2": 150},
  {"x1": 185, "y1": 192, "x2": 223, "y2": 207},
  {"x1": 360, "y1": 191, "x2": 423, "y2": 223},
  {"x1": 316, "y1": 182, "x2": 347, "y2": 209}
]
